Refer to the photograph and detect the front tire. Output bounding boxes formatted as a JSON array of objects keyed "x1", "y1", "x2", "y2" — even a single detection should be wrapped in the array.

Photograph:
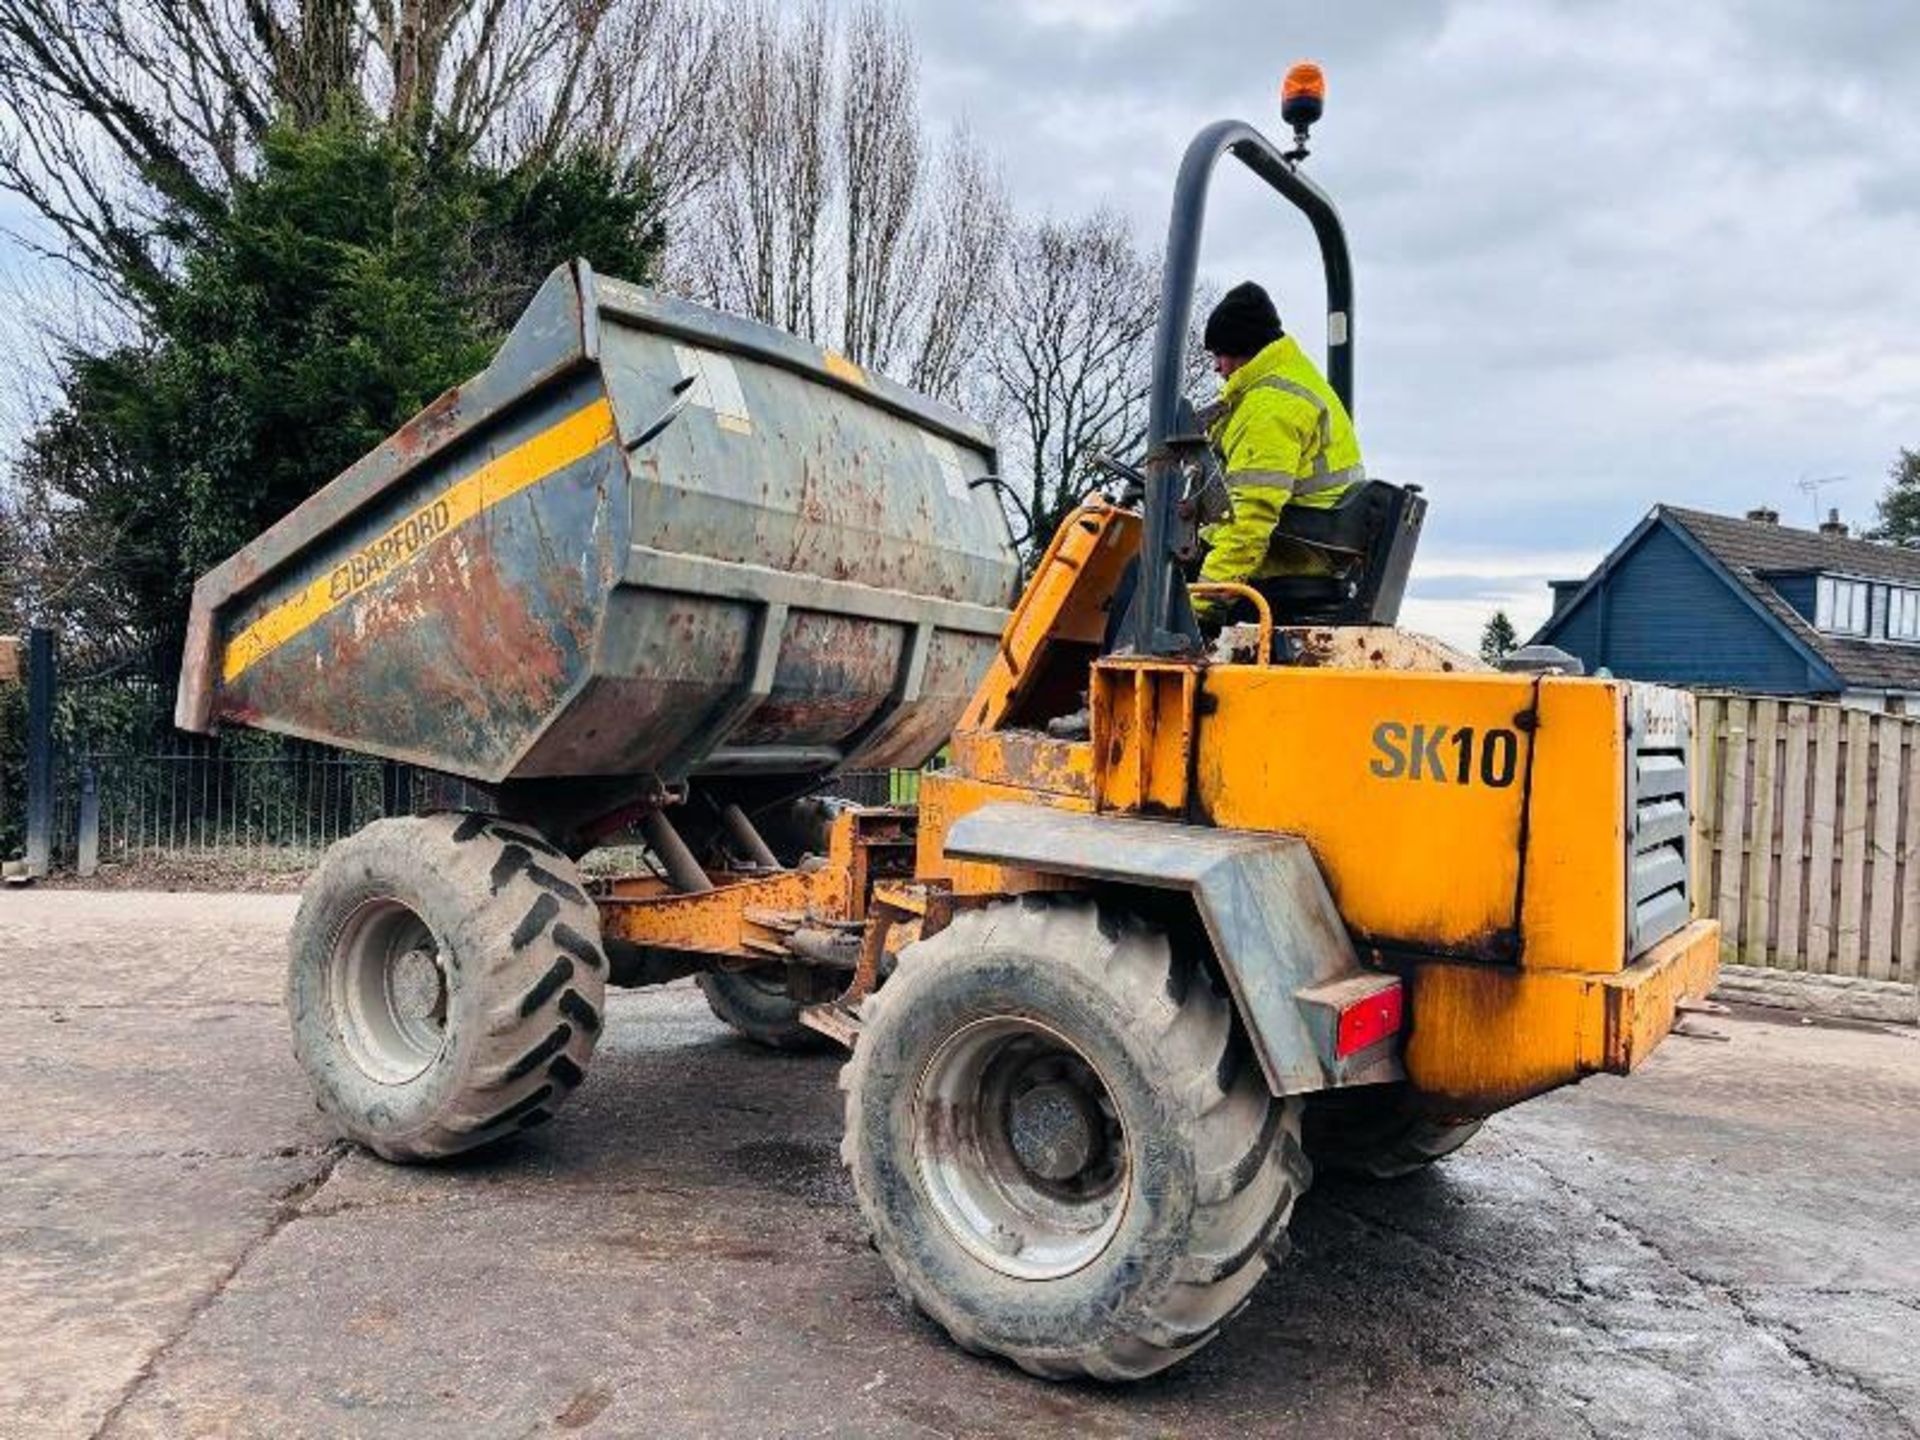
[
  {"x1": 288, "y1": 813, "x2": 607, "y2": 1162},
  {"x1": 842, "y1": 896, "x2": 1308, "y2": 1381}
]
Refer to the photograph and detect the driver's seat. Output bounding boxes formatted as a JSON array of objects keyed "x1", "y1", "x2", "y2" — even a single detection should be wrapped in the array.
[{"x1": 1253, "y1": 479, "x2": 1426, "y2": 625}]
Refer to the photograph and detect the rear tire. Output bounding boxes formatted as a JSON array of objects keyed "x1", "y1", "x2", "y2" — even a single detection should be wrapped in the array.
[
  {"x1": 288, "y1": 813, "x2": 607, "y2": 1162},
  {"x1": 698, "y1": 967, "x2": 829, "y2": 1051},
  {"x1": 1303, "y1": 1087, "x2": 1482, "y2": 1180},
  {"x1": 842, "y1": 895, "x2": 1308, "y2": 1381}
]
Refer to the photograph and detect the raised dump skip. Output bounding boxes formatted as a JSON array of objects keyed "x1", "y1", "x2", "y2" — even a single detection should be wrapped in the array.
[{"x1": 177, "y1": 261, "x2": 1018, "y2": 788}]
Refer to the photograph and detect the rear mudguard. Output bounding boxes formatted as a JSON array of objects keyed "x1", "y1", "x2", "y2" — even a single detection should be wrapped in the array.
[{"x1": 943, "y1": 804, "x2": 1402, "y2": 1095}]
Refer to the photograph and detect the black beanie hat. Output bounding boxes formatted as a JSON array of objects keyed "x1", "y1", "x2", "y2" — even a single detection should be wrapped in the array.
[{"x1": 1203, "y1": 282, "x2": 1282, "y2": 357}]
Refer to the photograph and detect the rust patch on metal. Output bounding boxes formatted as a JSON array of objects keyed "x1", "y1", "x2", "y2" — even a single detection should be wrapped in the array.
[
  {"x1": 1353, "y1": 925, "x2": 1522, "y2": 968},
  {"x1": 1280, "y1": 624, "x2": 1485, "y2": 673},
  {"x1": 180, "y1": 263, "x2": 1015, "y2": 784},
  {"x1": 387, "y1": 383, "x2": 466, "y2": 461},
  {"x1": 839, "y1": 900, "x2": 903, "y2": 1007}
]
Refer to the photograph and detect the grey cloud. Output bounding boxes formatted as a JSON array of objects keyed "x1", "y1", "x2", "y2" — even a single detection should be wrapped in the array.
[
  {"x1": 1735, "y1": 0, "x2": 1920, "y2": 80},
  {"x1": 897, "y1": 0, "x2": 1918, "y2": 641},
  {"x1": 2, "y1": 0, "x2": 1910, "y2": 647}
]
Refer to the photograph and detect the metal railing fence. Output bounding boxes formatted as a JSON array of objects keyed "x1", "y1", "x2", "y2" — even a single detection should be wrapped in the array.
[
  {"x1": 41, "y1": 744, "x2": 905, "y2": 876},
  {"x1": 4, "y1": 625, "x2": 932, "y2": 878},
  {"x1": 44, "y1": 738, "x2": 491, "y2": 874}
]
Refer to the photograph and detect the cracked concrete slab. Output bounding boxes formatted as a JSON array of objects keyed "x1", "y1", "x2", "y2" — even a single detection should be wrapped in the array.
[
  {"x1": 0, "y1": 1004, "x2": 335, "y2": 1158},
  {"x1": 1, "y1": 890, "x2": 1916, "y2": 1437},
  {"x1": 0, "y1": 892, "x2": 295, "y2": 1009},
  {"x1": 0, "y1": 1154, "x2": 326, "y2": 1435},
  {"x1": 1737, "y1": 1288, "x2": 1920, "y2": 1422}
]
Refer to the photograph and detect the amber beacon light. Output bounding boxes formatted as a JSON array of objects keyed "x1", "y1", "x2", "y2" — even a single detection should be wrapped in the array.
[{"x1": 1281, "y1": 61, "x2": 1326, "y2": 159}]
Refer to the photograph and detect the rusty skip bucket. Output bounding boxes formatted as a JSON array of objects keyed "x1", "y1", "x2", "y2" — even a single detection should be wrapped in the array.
[{"x1": 176, "y1": 261, "x2": 1018, "y2": 792}]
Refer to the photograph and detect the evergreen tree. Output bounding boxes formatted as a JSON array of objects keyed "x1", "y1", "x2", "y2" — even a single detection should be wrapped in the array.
[
  {"x1": 1868, "y1": 448, "x2": 1920, "y2": 546},
  {"x1": 10, "y1": 115, "x2": 662, "y2": 642},
  {"x1": 1480, "y1": 609, "x2": 1519, "y2": 665}
]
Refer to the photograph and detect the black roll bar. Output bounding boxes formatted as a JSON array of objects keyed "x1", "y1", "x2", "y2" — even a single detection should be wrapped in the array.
[{"x1": 1121, "y1": 119, "x2": 1355, "y2": 655}]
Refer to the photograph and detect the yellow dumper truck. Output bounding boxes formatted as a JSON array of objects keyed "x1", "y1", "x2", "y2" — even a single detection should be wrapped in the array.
[{"x1": 178, "y1": 92, "x2": 1718, "y2": 1379}]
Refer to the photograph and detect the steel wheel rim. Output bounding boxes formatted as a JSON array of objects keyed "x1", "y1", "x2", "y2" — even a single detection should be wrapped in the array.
[
  {"x1": 331, "y1": 897, "x2": 448, "y2": 1084},
  {"x1": 914, "y1": 1016, "x2": 1129, "y2": 1280}
]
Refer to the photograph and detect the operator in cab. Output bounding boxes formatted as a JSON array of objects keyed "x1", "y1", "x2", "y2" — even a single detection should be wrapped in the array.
[{"x1": 1191, "y1": 281, "x2": 1364, "y2": 622}]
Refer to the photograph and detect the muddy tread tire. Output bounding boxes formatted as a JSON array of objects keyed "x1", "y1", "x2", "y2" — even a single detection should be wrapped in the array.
[
  {"x1": 698, "y1": 968, "x2": 830, "y2": 1052},
  {"x1": 289, "y1": 813, "x2": 607, "y2": 1162},
  {"x1": 1305, "y1": 1090, "x2": 1482, "y2": 1181},
  {"x1": 841, "y1": 895, "x2": 1309, "y2": 1381}
]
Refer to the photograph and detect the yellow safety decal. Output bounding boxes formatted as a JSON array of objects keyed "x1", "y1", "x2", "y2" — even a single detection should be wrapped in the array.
[{"x1": 221, "y1": 395, "x2": 617, "y2": 683}]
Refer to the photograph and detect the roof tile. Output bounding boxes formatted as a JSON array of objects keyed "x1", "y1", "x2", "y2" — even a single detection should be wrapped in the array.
[{"x1": 1662, "y1": 507, "x2": 1920, "y2": 691}]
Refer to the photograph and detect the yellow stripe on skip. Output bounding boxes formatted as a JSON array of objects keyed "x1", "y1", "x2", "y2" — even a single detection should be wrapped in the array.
[{"x1": 221, "y1": 396, "x2": 618, "y2": 684}]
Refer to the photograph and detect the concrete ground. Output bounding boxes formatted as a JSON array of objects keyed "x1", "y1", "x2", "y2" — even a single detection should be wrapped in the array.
[{"x1": 2, "y1": 891, "x2": 1917, "y2": 1439}]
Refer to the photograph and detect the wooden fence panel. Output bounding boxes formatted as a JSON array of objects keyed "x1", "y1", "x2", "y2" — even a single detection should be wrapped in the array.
[
  {"x1": 1742, "y1": 700, "x2": 1778, "y2": 967},
  {"x1": 1806, "y1": 707, "x2": 1841, "y2": 971},
  {"x1": 1694, "y1": 692, "x2": 1919, "y2": 989},
  {"x1": 1715, "y1": 698, "x2": 1750, "y2": 943},
  {"x1": 1693, "y1": 695, "x2": 1722, "y2": 908},
  {"x1": 1901, "y1": 734, "x2": 1920, "y2": 971},
  {"x1": 1836, "y1": 709, "x2": 1872, "y2": 976},
  {"x1": 1868, "y1": 715, "x2": 1903, "y2": 981},
  {"x1": 1775, "y1": 702, "x2": 1811, "y2": 967}
]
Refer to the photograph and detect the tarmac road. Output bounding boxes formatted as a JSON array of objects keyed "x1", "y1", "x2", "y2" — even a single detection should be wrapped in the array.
[{"x1": 2, "y1": 889, "x2": 1917, "y2": 1438}]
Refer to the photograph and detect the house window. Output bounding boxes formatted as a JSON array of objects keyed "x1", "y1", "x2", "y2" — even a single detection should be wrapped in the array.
[
  {"x1": 1890, "y1": 587, "x2": 1920, "y2": 642},
  {"x1": 1816, "y1": 576, "x2": 1870, "y2": 636}
]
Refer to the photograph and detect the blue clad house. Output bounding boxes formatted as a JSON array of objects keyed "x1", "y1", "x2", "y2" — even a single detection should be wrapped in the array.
[{"x1": 1533, "y1": 505, "x2": 1920, "y2": 713}]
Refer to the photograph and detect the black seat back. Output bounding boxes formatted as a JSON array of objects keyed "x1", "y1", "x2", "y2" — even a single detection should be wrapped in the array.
[{"x1": 1256, "y1": 479, "x2": 1426, "y2": 625}]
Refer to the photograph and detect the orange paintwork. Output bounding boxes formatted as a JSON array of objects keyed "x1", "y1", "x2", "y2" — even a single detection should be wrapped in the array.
[
  {"x1": 1402, "y1": 917, "x2": 1720, "y2": 1113},
  {"x1": 964, "y1": 499, "x2": 1138, "y2": 733},
  {"x1": 1516, "y1": 678, "x2": 1629, "y2": 973},
  {"x1": 1090, "y1": 661, "x2": 1198, "y2": 815},
  {"x1": 597, "y1": 863, "x2": 852, "y2": 955},
  {"x1": 910, "y1": 503, "x2": 1719, "y2": 1116},
  {"x1": 1190, "y1": 663, "x2": 1534, "y2": 962},
  {"x1": 915, "y1": 769, "x2": 1090, "y2": 898},
  {"x1": 948, "y1": 729, "x2": 1093, "y2": 800},
  {"x1": 597, "y1": 808, "x2": 908, "y2": 957},
  {"x1": 596, "y1": 494, "x2": 1719, "y2": 1117}
]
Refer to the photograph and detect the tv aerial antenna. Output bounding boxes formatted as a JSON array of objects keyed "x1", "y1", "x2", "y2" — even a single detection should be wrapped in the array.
[{"x1": 1795, "y1": 473, "x2": 1845, "y2": 525}]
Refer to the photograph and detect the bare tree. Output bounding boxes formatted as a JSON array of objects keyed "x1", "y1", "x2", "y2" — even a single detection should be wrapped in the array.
[
  {"x1": 673, "y1": 0, "x2": 1005, "y2": 391},
  {"x1": 682, "y1": 0, "x2": 833, "y2": 335},
  {"x1": 409, "y1": 2, "x2": 604, "y2": 159},
  {"x1": 0, "y1": 488, "x2": 24, "y2": 629},
  {"x1": 836, "y1": 0, "x2": 918, "y2": 367},
  {"x1": 0, "y1": 263, "x2": 150, "y2": 638},
  {"x1": 0, "y1": 0, "x2": 255, "y2": 297},
  {"x1": 985, "y1": 209, "x2": 1161, "y2": 545},
  {"x1": 0, "y1": 0, "x2": 721, "y2": 309},
  {"x1": 565, "y1": 0, "x2": 726, "y2": 228},
  {"x1": 0, "y1": 396, "x2": 147, "y2": 637},
  {"x1": 902, "y1": 124, "x2": 1008, "y2": 403}
]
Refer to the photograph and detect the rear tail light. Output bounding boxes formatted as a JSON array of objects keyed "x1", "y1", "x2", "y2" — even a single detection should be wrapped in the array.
[{"x1": 1336, "y1": 981, "x2": 1404, "y2": 1057}]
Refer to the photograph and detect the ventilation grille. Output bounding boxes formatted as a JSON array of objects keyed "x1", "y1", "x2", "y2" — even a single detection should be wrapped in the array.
[{"x1": 1626, "y1": 688, "x2": 1692, "y2": 957}]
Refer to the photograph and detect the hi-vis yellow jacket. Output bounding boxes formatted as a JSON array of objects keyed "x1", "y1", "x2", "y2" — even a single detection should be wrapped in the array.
[{"x1": 1194, "y1": 334, "x2": 1364, "y2": 617}]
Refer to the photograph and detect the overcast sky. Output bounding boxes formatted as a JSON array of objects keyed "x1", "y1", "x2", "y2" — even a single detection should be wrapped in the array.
[
  {"x1": 903, "y1": 0, "x2": 1920, "y2": 648},
  {"x1": 3, "y1": 1, "x2": 1915, "y2": 651}
]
